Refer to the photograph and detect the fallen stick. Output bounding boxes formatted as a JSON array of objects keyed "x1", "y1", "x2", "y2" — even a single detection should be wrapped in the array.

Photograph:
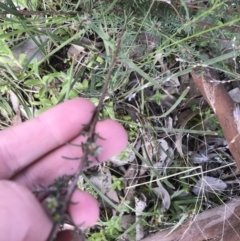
[
  {"x1": 191, "y1": 68, "x2": 240, "y2": 169},
  {"x1": 141, "y1": 198, "x2": 240, "y2": 241}
]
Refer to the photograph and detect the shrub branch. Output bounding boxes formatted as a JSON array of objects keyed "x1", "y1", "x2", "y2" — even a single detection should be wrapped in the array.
[{"x1": 46, "y1": 24, "x2": 126, "y2": 241}]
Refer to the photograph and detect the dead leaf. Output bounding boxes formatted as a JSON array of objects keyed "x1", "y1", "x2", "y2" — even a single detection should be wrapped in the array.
[
  {"x1": 123, "y1": 159, "x2": 139, "y2": 202},
  {"x1": 9, "y1": 91, "x2": 20, "y2": 113},
  {"x1": 9, "y1": 91, "x2": 22, "y2": 126},
  {"x1": 12, "y1": 36, "x2": 47, "y2": 63},
  {"x1": 192, "y1": 176, "x2": 227, "y2": 197},
  {"x1": 154, "y1": 180, "x2": 171, "y2": 212},
  {"x1": 110, "y1": 142, "x2": 140, "y2": 166},
  {"x1": 89, "y1": 167, "x2": 112, "y2": 194},
  {"x1": 135, "y1": 194, "x2": 147, "y2": 241},
  {"x1": 229, "y1": 88, "x2": 240, "y2": 103},
  {"x1": 11, "y1": 111, "x2": 22, "y2": 126}
]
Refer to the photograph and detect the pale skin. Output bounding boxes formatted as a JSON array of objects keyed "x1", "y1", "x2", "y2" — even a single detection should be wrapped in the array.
[{"x1": 0, "y1": 98, "x2": 128, "y2": 241}]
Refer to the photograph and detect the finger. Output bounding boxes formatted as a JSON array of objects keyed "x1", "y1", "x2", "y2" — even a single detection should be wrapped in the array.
[
  {"x1": 13, "y1": 119, "x2": 128, "y2": 190},
  {"x1": 42, "y1": 190, "x2": 99, "y2": 229},
  {"x1": 50, "y1": 191, "x2": 99, "y2": 241},
  {"x1": 55, "y1": 191, "x2": 98, "y2": 241},
  {"x1": 0, "y1": 98, "x2": 95, "y2": 179},
  {"x1": 68, "y1": 190, "x2": 99, "y2": 228},
  {"x1": 0, "y1": 180, "x2": 52, "y2": 241}
]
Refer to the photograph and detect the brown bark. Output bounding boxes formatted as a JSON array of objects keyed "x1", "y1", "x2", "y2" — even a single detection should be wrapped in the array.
[
  {"x1": 191, "y1": 68, "x2": 240, "y2": 169},
  {"x1": 141, "y1": 198, "x2": 240, "y2": 241}
]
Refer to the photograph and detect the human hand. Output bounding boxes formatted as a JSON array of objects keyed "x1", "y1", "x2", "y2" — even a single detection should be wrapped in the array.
[{"x1": 0, "y1": 98, "x2": 127, "y2": 241}]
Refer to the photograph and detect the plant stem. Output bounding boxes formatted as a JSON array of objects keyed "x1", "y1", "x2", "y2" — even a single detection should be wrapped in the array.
[{"x1": 46, "y1": 23, "x2": 126, "y2": 241}]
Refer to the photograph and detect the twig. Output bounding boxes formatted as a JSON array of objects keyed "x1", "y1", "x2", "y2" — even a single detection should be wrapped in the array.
[
  {"x1": 46, "y1": 24, "x2": 126, "y2": 241},
  {"x1": 140, "y1": 197, "x2": 240, "y2": 241}
]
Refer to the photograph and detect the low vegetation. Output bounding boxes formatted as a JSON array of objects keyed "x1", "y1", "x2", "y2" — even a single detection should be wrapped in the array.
[{"x1": 1, "y1": 0, "x2": 240, "y2": 240}]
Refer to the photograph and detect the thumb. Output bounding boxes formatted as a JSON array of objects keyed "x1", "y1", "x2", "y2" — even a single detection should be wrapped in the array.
[{"x1": 0, "y1": 180, "x2": 52, "y2": 241}]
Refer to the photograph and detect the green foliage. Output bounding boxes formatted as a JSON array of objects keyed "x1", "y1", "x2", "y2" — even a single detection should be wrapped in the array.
[
  {"x1": 0, "y1": 95, "x2": 14, "y2": 126},
  {"x1": 88, "y1": 216, "x2": 123, "y2": 240},
  {"x1": 88, "y1": 230, "x2": 108, "y2": 241},
  {"x1": 149, "y1": 90, "x2": 167, "y2": 105},
  {"x1": 103, "y1": 216, "x2": 122, "y2": 239},
  {"x1": 1, "y1": 0, "x2": 240, "y2": 239},
  {"x1": 110, "y1": 175, "x2": 124, "y2": 191},
  {"x1": 122, "y1": 115, "x2": 138, "y2": 142},
  {"x1": 12, "y1": 0, "x2": 38, "y2": 10}
]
